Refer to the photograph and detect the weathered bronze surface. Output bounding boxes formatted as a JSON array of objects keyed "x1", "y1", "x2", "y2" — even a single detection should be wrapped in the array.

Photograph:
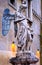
[{"x1": 10, "y1": 51, "x2": 39, "y2": 65}]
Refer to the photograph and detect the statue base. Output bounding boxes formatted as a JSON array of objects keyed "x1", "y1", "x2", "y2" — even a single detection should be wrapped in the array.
[{"x1": 9, "y1": 51, "x2": 39, "y2": 65}]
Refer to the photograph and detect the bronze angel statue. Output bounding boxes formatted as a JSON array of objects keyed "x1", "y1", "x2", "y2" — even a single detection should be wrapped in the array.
[{"x1": 2, "y1": 7, "x2": 39, "y2": 65}]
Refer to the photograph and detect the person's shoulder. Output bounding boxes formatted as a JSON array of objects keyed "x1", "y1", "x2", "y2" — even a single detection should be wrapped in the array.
[{"x1": 14, "y1": 44, "x2": 17, "y2": 47}]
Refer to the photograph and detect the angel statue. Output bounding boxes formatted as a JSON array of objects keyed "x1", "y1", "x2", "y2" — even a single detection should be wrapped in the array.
[
  {"x1": 2, "y1": 2, "x2": 39, "y2": 65},
  {"x1": 2, "y1": 7, "x2": 33, "y2": 52}
]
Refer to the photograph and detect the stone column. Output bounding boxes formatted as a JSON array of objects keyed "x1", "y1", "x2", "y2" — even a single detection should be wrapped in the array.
[
  {"x1": 25, "y1": 0, "x2": 28, "y2": 18},
  {"x1": 25, "y1": 0, "x2": 32, "y2": 20},
  {"x1": 30, "y1": 0, "x2": 32, "y2": 20}
]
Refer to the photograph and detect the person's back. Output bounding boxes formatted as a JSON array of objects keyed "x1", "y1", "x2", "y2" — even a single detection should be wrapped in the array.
[{"x1": 11, "y1": 42, "x2": 17, "y2": 57}]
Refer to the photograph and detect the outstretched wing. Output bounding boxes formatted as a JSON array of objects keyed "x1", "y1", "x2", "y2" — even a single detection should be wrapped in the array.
[
  {"x1": 2, "y1": 10, "x2": 11, "y2": 36},
  {"x1": 2, "y1": 15, "x2": 11, "y2": 36}
]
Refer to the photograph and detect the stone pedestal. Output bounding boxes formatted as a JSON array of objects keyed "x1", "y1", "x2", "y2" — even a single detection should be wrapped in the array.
[{"x1": 9, "y1": 51, "x2": 39, "y2": 65}]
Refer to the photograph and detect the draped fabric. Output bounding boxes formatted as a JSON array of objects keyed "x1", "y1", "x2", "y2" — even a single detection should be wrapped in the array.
[{"x1": 17, "y1": 19, "x2": 32, "y2": 50}]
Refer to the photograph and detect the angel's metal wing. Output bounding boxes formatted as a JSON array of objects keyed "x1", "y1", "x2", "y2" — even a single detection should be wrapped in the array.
[
  {"x1": 2, "y1": 8, "x2": 25, "y2": 36},
  {"x1": 2, "y1": 8, "x2": 11, "y2": 36}
]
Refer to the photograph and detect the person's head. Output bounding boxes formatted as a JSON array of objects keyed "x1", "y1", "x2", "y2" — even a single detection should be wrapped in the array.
[
  {"x1": 12, "y1": 41, "x2": 15, "y2": 44},
  {"x1": 37, "y1": 49, "x2": 39, "y2": 51}
]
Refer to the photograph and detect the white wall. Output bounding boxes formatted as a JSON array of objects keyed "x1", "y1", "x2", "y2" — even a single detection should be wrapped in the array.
[{"x1": 32, "y1": 0, "x2": 41, "y2": 16}]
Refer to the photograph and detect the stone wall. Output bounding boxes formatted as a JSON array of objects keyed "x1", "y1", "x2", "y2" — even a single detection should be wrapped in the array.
[
  {"x1": 0, "y1": 0, "x2": 15, "y2": 51},
  {"x1": 32, "y1": 0, "x2": 41, "y2": 17}
]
